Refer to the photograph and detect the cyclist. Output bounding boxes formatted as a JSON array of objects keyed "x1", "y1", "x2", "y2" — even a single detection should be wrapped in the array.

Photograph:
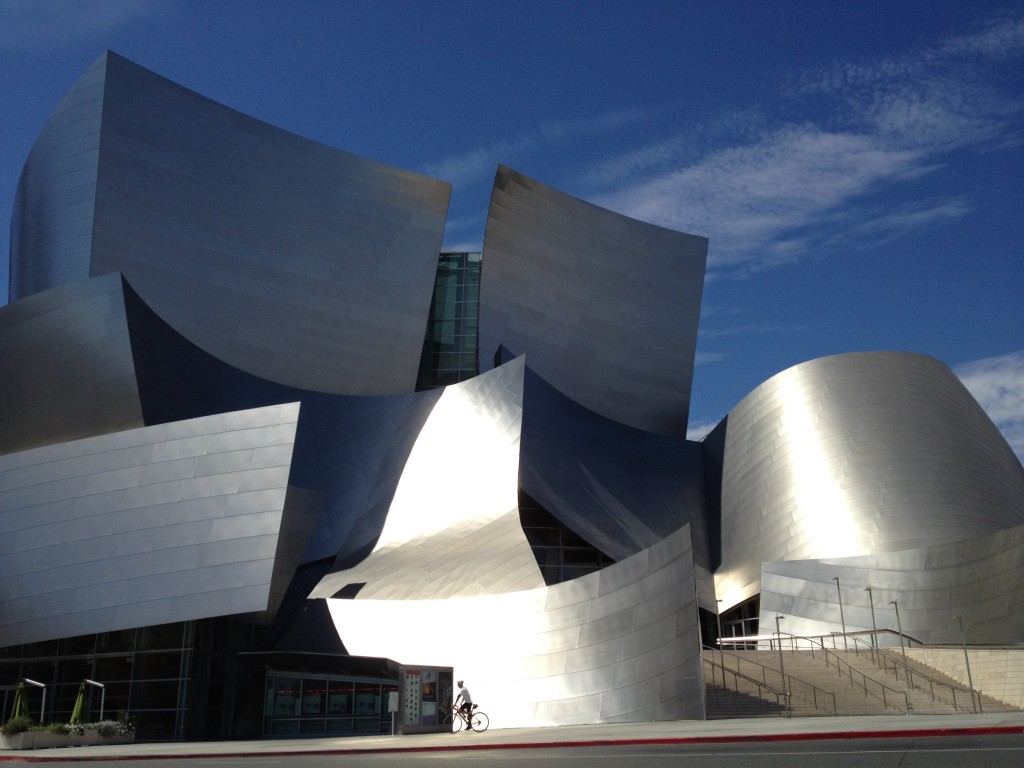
[{"x1": 455, "y1": 680, "x2": 474, "y2": 729}]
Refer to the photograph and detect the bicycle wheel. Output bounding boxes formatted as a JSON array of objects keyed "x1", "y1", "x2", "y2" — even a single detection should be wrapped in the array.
[
  {"x1": 469, "y1": 710, "x2": 489, "y2": 732},
  {"x1": 452, "y1": 712, "x2": 463, "y2": 732}
]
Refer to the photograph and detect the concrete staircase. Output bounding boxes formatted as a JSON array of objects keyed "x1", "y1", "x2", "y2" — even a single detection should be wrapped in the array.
[{"x1": 703, "y1": 647, "x2": 1021, "y2": 719}]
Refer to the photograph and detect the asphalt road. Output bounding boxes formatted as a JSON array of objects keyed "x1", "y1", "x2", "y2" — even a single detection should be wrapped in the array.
[{"x1": 16, "y1": 733, "x2": 1024, "y2": 768}]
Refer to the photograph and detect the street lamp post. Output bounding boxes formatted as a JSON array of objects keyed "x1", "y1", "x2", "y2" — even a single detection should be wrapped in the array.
[
  {"x1": 84, "y1": 679, "x2": 106, "y2": 721},
  {"x1": 23, "y1": 678, "x2": 46, "y2": 724},
  {"x1": 775, "y1": 615, "x2": 789, "y2": 717},
  {"x1": 716, "y1": 599, "x2": 726, "y2": 689},
  {"x1": 832, "y1": 577, "x2": 848, "y2": 650},
  {"x1": 865, "y1": 586, "x2": 878, "y2": 664},
  {"x1": 954, "y1": 615, "x2": 981, "y2": 714},
  {"x1": 890, "y1": 600, "x2": 911, "y2": 688}
]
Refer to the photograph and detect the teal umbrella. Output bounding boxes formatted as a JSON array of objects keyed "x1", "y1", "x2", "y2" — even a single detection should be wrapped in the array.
[
  {"x1": 70, "y1": 682, "x2": 87, "y2": 724},
  {"x1": 10, "y1": 681, "x2": 29, "y2": 720}
]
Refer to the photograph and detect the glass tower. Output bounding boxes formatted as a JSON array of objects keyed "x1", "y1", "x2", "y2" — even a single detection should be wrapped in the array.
[{"x1": 416, "y1": 252, "x2": 482, "y2": 389}]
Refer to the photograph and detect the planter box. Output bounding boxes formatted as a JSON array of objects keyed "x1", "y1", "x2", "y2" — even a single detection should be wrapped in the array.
[{"x1": 1, "y1": 731, "x2": 134, "y2": 750}]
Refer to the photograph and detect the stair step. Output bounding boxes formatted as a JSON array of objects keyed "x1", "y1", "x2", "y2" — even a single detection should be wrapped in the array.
[{"x1": 702, "y1": 649, "x2": 1020, "y2": 719}]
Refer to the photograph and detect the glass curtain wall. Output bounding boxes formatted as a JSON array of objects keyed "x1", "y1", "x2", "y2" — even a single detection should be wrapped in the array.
[
  {"x1": 416, "y1": 252, "x2": 481, "y2": 389},
  {"x1": 519, "y1": 491, "x2": 615, "y2": 584},
  {"x1": 0, "y1": 621, "x2": 196, "y2": 740},
  {"x1": 263, "y1": 671, "x2": 398, "y2": 737}
]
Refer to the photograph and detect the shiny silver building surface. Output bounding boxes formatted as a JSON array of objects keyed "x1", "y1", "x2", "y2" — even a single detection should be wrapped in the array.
[
  {"x1": 516, "y1": 360, "x2": 714, "y2": 603},
  {"x1": 0, "y1": 403, "x2": 311, "y2": 648},
  {"x1": 0, "y1": 273, "x2": 143, "y2": 456},
  {"x1": 713, "y1": 351, "x2": 1024, "y2": 611},
  {"x1": 328, "y1": 523, "x2": 704, "y2": 727},
  {"x1": 11, "y1": 51, "x2": 451, "y2": 396},
  {"x1": 4, "y1": 51, "x2": 1024, "y2": 740},
  {"x1": 311, "y1": 357, "x2": 546, "y2": 600},
  {"x1": 759, "y1": 522, "x2": 1024, "y2": 645},
  {"x1": 479, "y1": 165, "x2": 708, "y2": 436}
]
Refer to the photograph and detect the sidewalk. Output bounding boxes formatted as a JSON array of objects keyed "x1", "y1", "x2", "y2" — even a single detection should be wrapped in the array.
[{"x1": 2, "y1": 712, "x2": 1023, "y2": 762}]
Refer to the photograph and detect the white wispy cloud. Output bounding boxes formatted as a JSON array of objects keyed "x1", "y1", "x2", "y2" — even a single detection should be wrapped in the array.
[
  {"x1": 694, "y1": 351, "x2": 727, "y2": 366},
  {"x1": 423, "y1": 135, "x2": 538, "y2": 186},
  {"x1": 421, "y1": 106, "x2": 660, "y2": 186},
  {"x1": 686, "y1": 419, "x2": 721, "y2": 442},
  {"x1": 936, "y1": 8, "x2": 1024, "y2": 59},
  {"x1": 428, "y1": 9, "x2": 1021, "y2": 279},
  {"x1": 956, "y1": 349, "x2": 1024, "y2": 465},
  {"x1": 0, "y1": 0, "x2": 163, "y2": 52},
  {"x1": 595, "y1": 127, "x2": 926, "y2": 269},
  {"x1": 590, "y1": 9, "x2": 1023, "y2": 276},
  {"x1": 841, "y1": 197, "x2": 972, "y2": 243}
]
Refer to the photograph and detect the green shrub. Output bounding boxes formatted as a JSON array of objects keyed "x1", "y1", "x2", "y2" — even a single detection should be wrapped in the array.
[
  {"x1": 1, "y1": 716, "x2": 33, "y2": 737},
  {"x1": 95, "y1": 721, "x2": 117, "y2": 738},
  {"x1": 116, "y1": 712, "x2": 136, "y2": 737},
  {"x1": 46, "y1": 722, "x2": 70, "y2": 735}
]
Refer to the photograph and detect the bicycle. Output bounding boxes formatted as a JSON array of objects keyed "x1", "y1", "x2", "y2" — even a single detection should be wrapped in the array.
[{"x1": 440, "y1": 701, "x2": 489, "y2": 732}]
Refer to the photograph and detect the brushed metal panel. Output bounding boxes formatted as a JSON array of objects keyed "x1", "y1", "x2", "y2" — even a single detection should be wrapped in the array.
[
  {"x1": 480, "y1": 165, "x2": 707, "y2": 436},
  {"x1": 326, "y1": 523, "x2": 703, "y2": 727},
  {"x1": 9, "y1": 56, "x2": 105, "y2": 301},
  {"x1": 519, "y1": 362, "x2": 711, "y2": 565},
  {"x1": 89, "y1": 52, "x2": 448, "y2": 395},
  {"x1": 12, "y1": 51, "x2": 450, "y2": 395},
  {"x1": 760, "y1": 522, "x2": 1024, "y2": 645},
  {"x1": 0, "y1": 274, "x2": 144, "y2": 457},
  {"x1": 0, "y1": 403, "x2": 307, "y2": 647},
  {"x1": 714, "y1": 352, "x2": 1024, "y2": 610},
  {"x1": 309, "y1": 357, "x2": 545, "y2": 600}
]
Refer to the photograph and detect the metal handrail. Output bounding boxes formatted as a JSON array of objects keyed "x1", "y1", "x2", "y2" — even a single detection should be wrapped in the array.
[
  {"x1": 703, "y1": 655, "x2": 790, "y2": 717},
  {"x1": 772, "y1": 632, "x2": 910, "y2": 715},
  {"x1": 706, "y1": 647, "x2": 837, "y2": 716},
  {"x1": 845, "y1": 633, "x2": 977, "y2": 712}
]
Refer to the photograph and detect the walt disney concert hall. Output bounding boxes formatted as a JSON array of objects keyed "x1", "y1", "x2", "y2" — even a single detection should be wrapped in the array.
[{"x1": 2, "y1": 52, "x2": 1023, "y2": 741}]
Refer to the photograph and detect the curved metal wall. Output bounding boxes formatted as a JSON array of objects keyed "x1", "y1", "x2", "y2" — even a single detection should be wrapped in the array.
[
  {"x1": 9, "y1": 53, "x2": 105, "y2": 301},
  {"x1": 479, "y1": 165, "x2": 708, "y2": 436},
  {"x1": 310, "y1": 356, "x2": 546, "y2": 600},
  {"x1": 12, "y1": 51, "x2": 451, "y2": 396},
  {"x1": 0, "y1": 403, "x2": 307, "y2": 647},
  {"x1": 715, "y1": 351, "x2": 1024, "y2": 610},
  {"x1": 519, "y1": 359, "x2": 710, "y2": 567},
  {"x1": 0, "y1": 269, "x2": 440, "y2": 581},
  {"x1": 759, "y1": 522, "x2": 1024, "y2": 645},
  {"x1": 327, "y1": 523, "x2": 703, "y2": 727},
  {"x1": 0, "y1": 274, "x2": 144, "y2": 457}
]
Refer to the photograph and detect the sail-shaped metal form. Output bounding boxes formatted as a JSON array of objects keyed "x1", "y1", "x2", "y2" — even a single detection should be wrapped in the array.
[
  {"x1": 11, "y1": 51, "x2": 450, "y2": 396},
  {"x1": 327, "y1": 523, "x2": 703, "y2": 727},
  {"x1": 4, "y1": 51, "x2": 1024, "y2": 740},
  {"x1": 711, "y1": 351, "x2": 1024, "y2": 611},
  {"x1": 0, "y1": 403, "x2": 315, "y2": 647},
  {"x1": 479, "y1": 165, "x2": 707, "y2": 436},
  {"x1": 759, "y1": 522, "x2": 1024, "y2": 645}
]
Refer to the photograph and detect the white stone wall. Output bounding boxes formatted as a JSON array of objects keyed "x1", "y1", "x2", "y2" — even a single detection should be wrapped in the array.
[{"x1": 906, "y1": 648, "x2": 1024, "y2": 708}]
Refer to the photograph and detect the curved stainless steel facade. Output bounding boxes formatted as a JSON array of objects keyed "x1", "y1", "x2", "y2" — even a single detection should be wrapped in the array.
[
  {"x1": 713, "y1": 351, "x2": 1024, "y2": 610},
  {"x1": 479, "y1": 165, "x2": 708, "y2": 436},
  {"x1": 328, "y1": 523, "x2": 704, "y2": 727},
  {"x1": 11, "y1": 51, "x2": 451, "y2": 396},
  {"x1": 9, "y1": 54, "x2": 105, "y2": 298},
  {"x1": 5, "y1": 51, "x2": 1024, "y2": 738},
  {"x1": 0, "y1": 273, "x2": 143, "y2": 456},
  {"x1": 0, "y1": 403, "x2": 308, "y2": 648},
  {"x1": 759, "y1": 522, "x2": 1024, "y2": 645},
  {"x1": 518, "y1": 359, "x2": 711, "y2": 568},
  {"x1": 311, "y1": 357, "x2": 547, "y2": 600}
]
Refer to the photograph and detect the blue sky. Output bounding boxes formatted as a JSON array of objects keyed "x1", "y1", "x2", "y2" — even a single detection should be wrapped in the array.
[{"x1": 2, "y1": 1, "x2": 1022, "y2": 460}]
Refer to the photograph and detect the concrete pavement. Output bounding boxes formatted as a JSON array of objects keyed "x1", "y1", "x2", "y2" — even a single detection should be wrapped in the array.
[{"x1": 2, "y1": 712, "x2": 1023, "y2": 761}]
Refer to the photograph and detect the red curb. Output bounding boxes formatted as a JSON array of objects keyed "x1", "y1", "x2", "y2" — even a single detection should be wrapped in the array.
[{"x1": 0, "y1": 725, "x2": 1021, "y2": 762}]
